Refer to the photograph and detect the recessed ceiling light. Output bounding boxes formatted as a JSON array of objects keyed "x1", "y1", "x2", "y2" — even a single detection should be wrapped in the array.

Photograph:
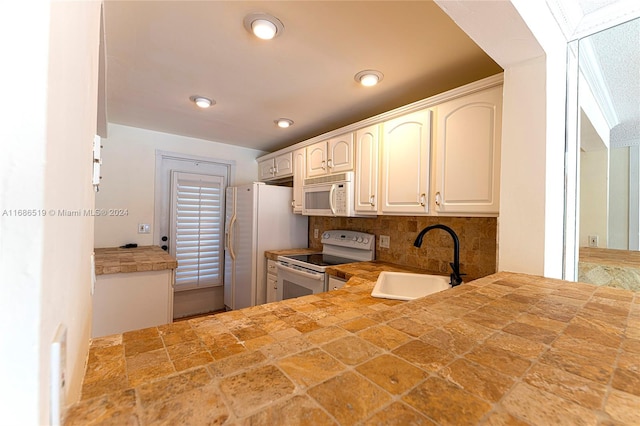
[
  {"x1": 275, "y1": 118, "x2": 294, "y2": 128},
  {"x1": 189, "y1": 96, "x2": 214, "y2": 109},
  {"x1": 243, "y1": 12, "x2": 284, "y2": 40},
  {"x1": 354, "y1": 70, "x2": 384, "y2": 87}
]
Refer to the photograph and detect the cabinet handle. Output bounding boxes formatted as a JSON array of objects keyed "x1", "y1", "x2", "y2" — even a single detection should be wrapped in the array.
[
  {"x1": 327, "y1": 159, "x2": 333, "y2": 169},
  {"x1": 269, "y1": 166, "x2": 275, "y2": 175},
  {"x1": 369, "y1": 195, "x2": 375, "y2": 206},
  {"x1": 291, "y1": 200, "x2": 295, "y2": 208},
  {"x1": 435, "y1": 192, "x2": 441, "y2": 206},
  {"x1": 321, "y1": 160, "x2": 326, "y2": 170},
  {"x1": 419, "y1": 193, "x2": 426, "y2": 206}
]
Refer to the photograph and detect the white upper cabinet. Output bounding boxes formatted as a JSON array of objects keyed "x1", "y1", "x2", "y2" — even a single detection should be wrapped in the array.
[
  {"x1": 354, "y1": 124, "x2": 379, "y2": 214},
  {"x1": 433, "y1": 85, "x2": 502, "y2": 214},
  {"x1": 306, "y1": 133, "x2": 354, "y2": 177},
  {"x1": 380, "y1": 109, "x2": 432, "y2": 214},
  {"x1": 292, "y1": 147, "x2": 305, "y2": 213},
  {"x1": 258, "y1": 151, "x2": 293, "y2": 181}
]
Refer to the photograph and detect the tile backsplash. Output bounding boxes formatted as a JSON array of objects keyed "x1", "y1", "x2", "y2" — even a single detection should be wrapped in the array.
[{"x1": 308, "y1": 216, "x2": 497, "y2": 281}]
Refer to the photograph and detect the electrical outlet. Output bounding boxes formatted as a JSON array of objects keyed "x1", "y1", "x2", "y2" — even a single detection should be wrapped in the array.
[
  {"x1": 380, "y1": 235, "x2": 390, "y2": 248},
  {"x1": 138, "y1": 223, "x2": 150, "y2": 234},
  {"x1": 314, "y1": 228, "x2": 319, "y2": 238},
  {"x1": 50, "y1": 325, "x2": 67, "y2": 426},
  {"x1": 588, "y1": 235, "x2": 599, "y2": 247}
]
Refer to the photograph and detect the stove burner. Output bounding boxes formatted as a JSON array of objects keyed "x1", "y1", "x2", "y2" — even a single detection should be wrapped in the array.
[{"x1": 284, "y1": 253, "x2": 360, "y2": 267}]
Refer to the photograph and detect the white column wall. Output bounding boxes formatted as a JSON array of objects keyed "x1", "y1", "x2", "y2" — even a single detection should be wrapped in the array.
[
  {"x1": 0, "y1": 1, "x2": 50, "y2": 423},
  {"x1": 435, "y1": 0, "x2": 568, "y2": 278},
  {"x1": 0, "y1": 1, "x2": 101, "y2": 424}
]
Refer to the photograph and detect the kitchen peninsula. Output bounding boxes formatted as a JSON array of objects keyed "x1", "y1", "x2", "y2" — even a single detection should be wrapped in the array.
[
  {"x1": 66, "y1": 271, "x2": 639, "y2": 425},
  {"x1": 92, "y1": 246, "x2": 177, "y2": 337}
]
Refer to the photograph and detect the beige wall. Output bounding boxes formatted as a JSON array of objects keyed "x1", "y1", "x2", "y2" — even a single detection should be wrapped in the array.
[
  {"x1": 309, "y1": 216, "x2": 497, "y2": 280},
  {"x1": 609, "y1": 147, "x2": 630, "y2": 248},
  {"x1": 580, "y1": 148, "x2": 609, "y2": 247},
  {"x1": 94, "y1": 124, "x2": 264, "y2": 248},
  {"x1": 0, "y1": 1, "x2": 101, "y2": 424}
]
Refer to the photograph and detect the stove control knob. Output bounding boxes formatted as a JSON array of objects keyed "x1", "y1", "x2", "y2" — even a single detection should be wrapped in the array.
[
  {"x1": 363, "y1": 238, "x2": 369, "y2": 244},
  {"x1": 322, "y1": 232, "x2": 329, "y2": 240},
  {"x1": 357, "y1": 237, "x2": 363, "y2": 243},
  {"x1": 352, "y1": 236, "x2": 357, "y2": 241}
]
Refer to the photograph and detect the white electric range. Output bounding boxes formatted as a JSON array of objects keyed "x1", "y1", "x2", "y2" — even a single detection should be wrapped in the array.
[{"x1": 276, "y1": 230, "x2": 375, "y2": 301}]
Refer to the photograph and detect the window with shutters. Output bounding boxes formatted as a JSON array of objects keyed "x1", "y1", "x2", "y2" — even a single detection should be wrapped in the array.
[{"x1": 170, "y1": 172, "x2": 225, "y2": 291}]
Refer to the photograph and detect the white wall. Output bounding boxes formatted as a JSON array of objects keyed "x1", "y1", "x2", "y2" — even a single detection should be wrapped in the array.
[
  {"x1": 580, "y1": 148, "x2": 609, "y2": 247},
  {"x1": 609, "y1": 147, "x2": 630, "y2": 248},
  {"x1": 95, "y1": 124, "x2": 264, "y2": 248},
  {"x1": 0, "y1": 1, "x2": 101, "y2": 424},
  {"x1": 435, "y1": 0, "x2": 568, "y2": 278}
]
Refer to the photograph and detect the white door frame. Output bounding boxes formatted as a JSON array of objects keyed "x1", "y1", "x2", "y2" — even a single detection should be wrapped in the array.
[{"x1": 154, "y1": 150, "x2": 235, "y2": 246}]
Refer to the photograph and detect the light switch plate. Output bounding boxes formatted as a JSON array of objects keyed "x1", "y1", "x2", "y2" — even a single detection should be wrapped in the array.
[
  {"x1": 380, "y1": 235, "x2": 390, "y2": 248},
  {"x1": 138, "y1": 223, "x2": 150, "y2": 234}
]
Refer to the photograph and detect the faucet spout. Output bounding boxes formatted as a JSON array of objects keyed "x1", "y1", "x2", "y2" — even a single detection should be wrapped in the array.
[{"x1": 414, "y1": 224, "x2": 464, "y2": 286}]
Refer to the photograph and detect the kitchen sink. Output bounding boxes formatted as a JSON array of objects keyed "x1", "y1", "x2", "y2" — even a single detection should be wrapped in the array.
[{"x1": 371, "y1": 271, "x2": 452, "y2": 301}]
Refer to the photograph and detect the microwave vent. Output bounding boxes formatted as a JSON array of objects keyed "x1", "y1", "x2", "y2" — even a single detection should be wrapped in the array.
[{"x1": 304, "y1": 171, "x2": 353, "y2": 186}]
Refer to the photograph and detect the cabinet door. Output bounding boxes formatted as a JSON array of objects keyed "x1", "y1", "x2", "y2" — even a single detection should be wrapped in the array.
[
  {"x1": 266, "y1": 274, "x2": 277, "y2": 303},
  {"x1": 258, "y1": 159, "x2": 275, "y2": 181},
  {"x1": 380, "y1": 109, "x2": 432, "y2": 214},
  {"x1": 306, "y1": 141, "x2": 328, "y2": 177},
  {"x1": 355, "y1": 124, "x2": 379, "y2": 213},
  {"x1": 274, "y1": 152, "x2": 293, "y2": 178},
  {"x1": 266, "y1": 259, "x2": 278, "y2": 303},
  {"x1": 434, "y1": 85, "x2": 502, "y2": 214},
  {"x1": 292, "y1": 148, "x2": 306, "y2": 213},
  {"x1": 328, "y1": 133, "x2": 354, "y2": 173}
]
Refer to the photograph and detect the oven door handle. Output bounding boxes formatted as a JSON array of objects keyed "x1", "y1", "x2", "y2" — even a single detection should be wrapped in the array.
[{"x1": 277, "y1": 264, "x2": 324, "y2": 281}]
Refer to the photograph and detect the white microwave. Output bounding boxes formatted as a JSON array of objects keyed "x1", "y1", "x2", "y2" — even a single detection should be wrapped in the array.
[{"x1": 302, "y1": 172, "x2": 359, "y2": 217}]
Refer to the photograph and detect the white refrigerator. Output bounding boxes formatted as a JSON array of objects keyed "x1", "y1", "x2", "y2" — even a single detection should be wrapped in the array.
[{"x1": 224, "y1": 182, "x2": 308, "y2": 310}]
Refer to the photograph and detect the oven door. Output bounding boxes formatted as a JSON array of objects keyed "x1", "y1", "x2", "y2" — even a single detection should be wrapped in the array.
[{"x1": 276, "y1": 263, "x2": 326, "y2": 301}]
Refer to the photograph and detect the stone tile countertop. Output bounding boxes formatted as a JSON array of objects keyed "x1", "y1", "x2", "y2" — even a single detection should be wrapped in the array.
[
  {"x1": 94, "y1": 246, "x2": 178, "y2": 275},
  {"x1": 65, "y1": 272, "x2": 639, "y2": 425},
  {"x1": 264, "y1": 248, "x2": 319, "y2": 261},
  {"x1": 265, "y1": 248, "x2": 446, "y2": 281}
]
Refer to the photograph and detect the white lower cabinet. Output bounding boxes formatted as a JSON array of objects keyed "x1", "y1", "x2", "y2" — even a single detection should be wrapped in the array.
[
  {"x1": 379, "y1": 109, "x2": 432, "y2": 215},
  {"x1": 266, "y1": 259, "x2": 278, "y2": 303},
  {"x1": 433, "y1": 85, "x2": 502, "y2": 214},
  {"x1": 92, "y1": 270, "x2": 174, "y2": 337},
  {"x1": 328, "y1": 276, "x2": 347, "y2": 291}
]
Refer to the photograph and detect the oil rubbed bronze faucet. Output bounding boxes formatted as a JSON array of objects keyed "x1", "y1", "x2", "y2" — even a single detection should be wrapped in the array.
[{"x1": 414, "y1": 224, "x2": 464, "y2": 286}]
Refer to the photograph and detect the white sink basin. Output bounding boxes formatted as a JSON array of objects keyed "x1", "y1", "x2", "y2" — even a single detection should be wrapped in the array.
[{"x1": 371, "y1": 271, "x2": 452, "y2": 301}]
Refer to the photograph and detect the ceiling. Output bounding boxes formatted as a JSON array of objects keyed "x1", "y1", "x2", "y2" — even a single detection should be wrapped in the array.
[
  {"x1": 102, "y1": 1, "x2": 502, "y2": 153},
  {"x1": 581, "y1": 16, "x2": 639, "y2": 147}
]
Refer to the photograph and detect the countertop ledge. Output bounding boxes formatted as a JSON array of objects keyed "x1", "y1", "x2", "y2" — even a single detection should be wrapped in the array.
[
  {"x1": 66, "y1": 271, "x2": 640, "y2": 425},
  {"x1": 94, "y1": 245, "x2": 178, "y2": 275}
]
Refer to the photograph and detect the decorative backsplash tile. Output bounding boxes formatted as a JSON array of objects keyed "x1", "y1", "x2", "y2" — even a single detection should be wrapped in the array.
[{"x1": 308, "y1": 216, "x2": 497, "y2": 281}]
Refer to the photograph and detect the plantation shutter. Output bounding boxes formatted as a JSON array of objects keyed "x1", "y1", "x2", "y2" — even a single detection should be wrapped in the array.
[{"x1": 170, "y1": 172, "x2": 225, "y2": 291}]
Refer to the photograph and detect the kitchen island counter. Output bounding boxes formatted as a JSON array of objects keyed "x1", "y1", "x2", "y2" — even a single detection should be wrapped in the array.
[{"x1": 66, "y1": 272, "x2": 639, "y2": 425}]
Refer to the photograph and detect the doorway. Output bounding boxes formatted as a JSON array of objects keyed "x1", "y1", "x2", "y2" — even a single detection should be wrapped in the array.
[{"x1": 154, "y1": 151, "x2": 234, "y2": 318}]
